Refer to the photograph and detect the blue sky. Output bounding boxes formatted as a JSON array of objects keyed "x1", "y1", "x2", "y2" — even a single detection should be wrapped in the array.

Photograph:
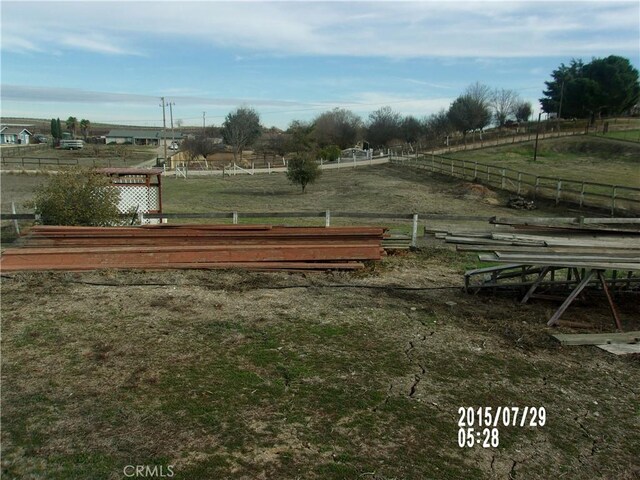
[{"x1": 1, "y1": 0, "x2": 639, "y2": 129}]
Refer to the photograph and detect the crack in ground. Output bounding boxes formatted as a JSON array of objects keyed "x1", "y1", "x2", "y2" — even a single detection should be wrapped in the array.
[
  {"x1": 575, "y1": 416, "x2": 598, "y2": 461},
  {"x1": 508, "y1": 459, "x2": 517, "y2": 479}
]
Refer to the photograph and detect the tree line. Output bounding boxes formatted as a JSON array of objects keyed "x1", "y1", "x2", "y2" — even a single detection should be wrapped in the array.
[{"x1": 50, "y1": 117, "x2": 92, "y2": 140}]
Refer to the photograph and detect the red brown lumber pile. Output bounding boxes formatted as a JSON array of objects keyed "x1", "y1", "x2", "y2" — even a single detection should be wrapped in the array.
[{"x1": 0, "y1": 224, "x2": 388, "y2": 272}]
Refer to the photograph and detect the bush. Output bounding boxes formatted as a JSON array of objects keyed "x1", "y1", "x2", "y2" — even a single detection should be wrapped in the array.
[
  {"x1": 30, "y1": 169, "x2": 122, "y2": 226},
  {"x1": 319, "y1": 145, "x2": 341, "y2": 162},
  {"x1": 286, "y1": 154, "x2": 321, "y2": 193}
]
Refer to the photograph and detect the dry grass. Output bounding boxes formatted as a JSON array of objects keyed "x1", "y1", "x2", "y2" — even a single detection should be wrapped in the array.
[{"x1": 1, "y1": 250, "x2": 639, "y2": 479}]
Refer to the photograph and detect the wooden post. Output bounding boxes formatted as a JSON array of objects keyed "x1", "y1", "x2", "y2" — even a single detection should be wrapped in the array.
[
  {"x1": 11, "y1": 202, "x2": 20, "y2": 236},
  {"x1": 233, "y1": 211, "x2": 238, "y2": 224},
  {"x1": 325, "y1": 209, "x2": 331, "y2": 227},
  {"x1": 411, "y1": 214, "x2": 419, "y2": 248},
  {"x1": 474, "y1": 161, "x2": 478, "y2": 180},
  {"x1": 517, "y1": 173, "x2": 522, "y2": 195},
  {"x1": 534, "y1": 176, "x2": 540, "y2": 199},
  {"x1": 462, "y1": 160, "x2": 466, "y2": 180},
  {"x1": 486, "y1": 165, "x2": 490, "y2": 182},
  {"x1": 555, "y1": 180, "x2": 562, "y2": 205},
  {"x1": 501, "y1": 169, "x2": 506, "y2": 189},
  {"x1": 611, "y1": 186, "x2": 617, "y2": 216},
  {"x1": 450, "y1": 159, "x2": 454, "y2": 176}
]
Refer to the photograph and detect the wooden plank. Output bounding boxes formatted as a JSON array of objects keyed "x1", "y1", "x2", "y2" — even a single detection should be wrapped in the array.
[
  {"x1": 596, "y1": 344, "x2": 640, "y2": 355},
  {"x1": 552, "y1": 331, "x2": 640, "y2": 346}
]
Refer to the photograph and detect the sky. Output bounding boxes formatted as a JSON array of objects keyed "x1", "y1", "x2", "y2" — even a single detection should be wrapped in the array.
[{"x1": 1, "y1": 0, "x2": 639, "y2": 130}]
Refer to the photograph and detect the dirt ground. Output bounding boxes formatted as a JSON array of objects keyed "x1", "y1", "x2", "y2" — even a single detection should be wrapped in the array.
[
  {"x1": 1, "y1": 162, "x2": 639, "y2": 479},
  {"x1": 2, "y1": 248, "x2": 639, "y2": 480}
]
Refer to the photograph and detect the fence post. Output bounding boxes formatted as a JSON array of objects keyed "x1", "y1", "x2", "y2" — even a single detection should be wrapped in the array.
[
  {"x1": 555, "y1": 180, "x2": 562, "y2": 205},
  {"x1": 450, "y1": 159, "x2": 454, "y2": 176},
  {"x1": 411, "y1": 214, "x2": 419, "y2": 249},
  {"x1": 474, "y1": 161, "x2": 478, "y2": 180},
  {"x1": 431, "y1": 153, "x2": 435, "y2": 172},
  {"x1": 232, "y1": 211, "x2": 238, "y2": 224},
  {"x1": 486, "y1": 165, "x2": 490, "y2": 182},
  {"x1": 501, "y1": 169, "x2": 506, "y2": 189},
  {"x1": 462, "y1": 160, "x2": 466, "y2": 180},
  {"x1": 534, "y1": 177, "x2": 540, "y2": 199},
  {"x1": 325, "y1": 209, "x2": 331, "y2": 227},
  {"x1": 517, "y1": 173, "x2": 522, "y2": 195},
  {"x1": 611, "y1": 186, "x2": 617, "y2": 216},
  {"x1": 11, "y1": 202, "x2": 20, "y2": 236},
  {"x1": 579, "y1": 182, "x2": 585, "y2": 208},
  {"x1": 138, "y1": 211, "x2": 145, "y2": 225}
]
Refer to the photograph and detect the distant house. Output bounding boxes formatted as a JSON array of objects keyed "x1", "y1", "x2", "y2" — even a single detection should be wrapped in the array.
[
  {"x1": 105, "y1": 129, "x2": 184, "y2": 146},
  {"x1": 1, "y1": 125, "x2": 33, "y2": 145}
]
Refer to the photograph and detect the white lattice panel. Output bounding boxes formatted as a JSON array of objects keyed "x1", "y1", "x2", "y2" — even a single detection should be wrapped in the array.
[{"x1": 115, "y1": 186, "x2": 160, "y2": 224}]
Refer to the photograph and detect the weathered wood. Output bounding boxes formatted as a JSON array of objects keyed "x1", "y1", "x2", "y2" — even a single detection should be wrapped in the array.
[
  {"x1": 552, "y1": 331, "x2": 640, "y2": 346},
  {"x1": 596, "y1": 344, "x2": 640, "y2": 355},
  {"x1": 547, "y1": 270, "x2": 596, "y2": 326}
]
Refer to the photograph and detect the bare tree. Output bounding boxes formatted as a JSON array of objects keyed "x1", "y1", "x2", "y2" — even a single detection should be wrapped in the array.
[
  {"x1": 513, "y1": 101, "x2": 533, "y2": 123},
  {"x1": 221, "y1": 107, "x2": 262, "y2": 162},
  {"x1": 491, "y1": 88, "x2": 520, "y2": 128},
  {"x1": 181, "y1": 136, "x2": 219, "y2": 167},
  {"x1": 312, "y1": 108, "x2": 363, "y2": 149},
  {"x1": 424, "y1": 109, "x2": 453, "y2": 144},
  {"x1": 448, "y1": 95, "x2": 491, "y2": 143},
  {"x1": 366, "y1": 106, "x2": 402, "y2": 148}
]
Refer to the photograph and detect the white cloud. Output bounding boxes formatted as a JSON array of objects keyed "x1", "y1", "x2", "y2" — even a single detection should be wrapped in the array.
[{"x1": 2, "y1": 1, "x2": 638, "y2": 59}]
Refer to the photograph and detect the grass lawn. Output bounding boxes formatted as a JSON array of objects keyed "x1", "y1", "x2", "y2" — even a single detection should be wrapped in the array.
[
  {"x1": 1, "y1": 250, "x2": 639, "y2": 479},
  {"x1": 2, "y1": 161, "x2": 639, "y2": 478},
  {"x1": 445, "y1": 135, "x2": 640, "y2": 189},
  {"x1": 591, "y1": 130, "x2": 640, "y2": 143},
  {"x1": 0, "y1": 144, "x2": 157, "y2": 169}
]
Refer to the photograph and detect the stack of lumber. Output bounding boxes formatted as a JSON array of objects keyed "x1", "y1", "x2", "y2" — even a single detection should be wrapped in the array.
[
  {"x1": 0, "y1": 224, "x2": 388, "y2": 272},
  {"x1": 429, "y1": 216, "x2": 640, "y2": 264}
]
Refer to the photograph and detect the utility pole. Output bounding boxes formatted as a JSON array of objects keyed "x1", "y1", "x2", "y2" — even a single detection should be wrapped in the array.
[
  {"x1": 202, "y1": 112, "x2": 206, "y2": 135},
  {"x1": 168, "y1": 102, "x2": 175, "y2": 147},
  {"x1": 160, "y1": 97, "x2": 167, "y2": 164},
  {"x1": 533, "y1": 112, "x2": 542, "y2": 162}
]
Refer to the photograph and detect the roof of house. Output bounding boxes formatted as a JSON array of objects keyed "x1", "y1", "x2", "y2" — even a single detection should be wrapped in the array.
[
  {"x1": 106, "y1": 129, "x2": 184, "y2": 140},
  {"x1": 0, "y1": 126, "x2": 33, "y2": 135}
]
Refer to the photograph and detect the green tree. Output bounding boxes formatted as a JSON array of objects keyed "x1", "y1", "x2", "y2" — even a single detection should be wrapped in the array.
[
  {"x1": 221, "y1": 107, "x2": 262, "y2": 162},
  {"x1": 286, "y1": 154, "x2": 321, "y2": 193},
  {"x1": 286, "y1": 120, "x2": 316, "y2": 154},
  {"x1": 56, "y1": 118, "x2": 62, "y2": 139},
  {"x1": 540, "y1": 56, "x2": 640, "y2": 119},
  {"x1": 79, "y1": 119, "x2": 91, "y2": 139},
  {"x1": 30, "y1": 169, "x2": 121, "y2": 226},
  {"x1": 319, "y1": 145, "x2": 341, "y2": 161},
  {"x1": 66, "y1": 116, "x2": 78, "y2": 138}
]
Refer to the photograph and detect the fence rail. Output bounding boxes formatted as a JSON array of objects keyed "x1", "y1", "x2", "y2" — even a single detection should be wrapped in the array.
[
  {"x1": 0, "y1": 157, "x2": 79, "y2": 167},
  {"x1": 390, "y1": 154, "x2": 640, "y2": 215}
]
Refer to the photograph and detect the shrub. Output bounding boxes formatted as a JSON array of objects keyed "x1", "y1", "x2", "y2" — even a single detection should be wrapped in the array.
[
  {"x1": 286, "y1": 154, "x2": 321, "y2": 193},
  {"x1": 30, "y1": 169, "x2": 121, "y2": 226}
]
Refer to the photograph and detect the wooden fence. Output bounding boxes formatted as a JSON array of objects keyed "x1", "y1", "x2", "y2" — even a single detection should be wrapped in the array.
[
  {"x1": 390, "y1": 154, "x2": 640, "y2": 216},
  {"x1": 1, "y1": 211, "x2": 504, "y2": 248}
]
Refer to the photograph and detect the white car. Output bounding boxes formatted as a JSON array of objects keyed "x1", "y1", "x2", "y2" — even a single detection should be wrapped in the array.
[{"x1": 168, "y1": 142, "x2": 179, "y2": 150}]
